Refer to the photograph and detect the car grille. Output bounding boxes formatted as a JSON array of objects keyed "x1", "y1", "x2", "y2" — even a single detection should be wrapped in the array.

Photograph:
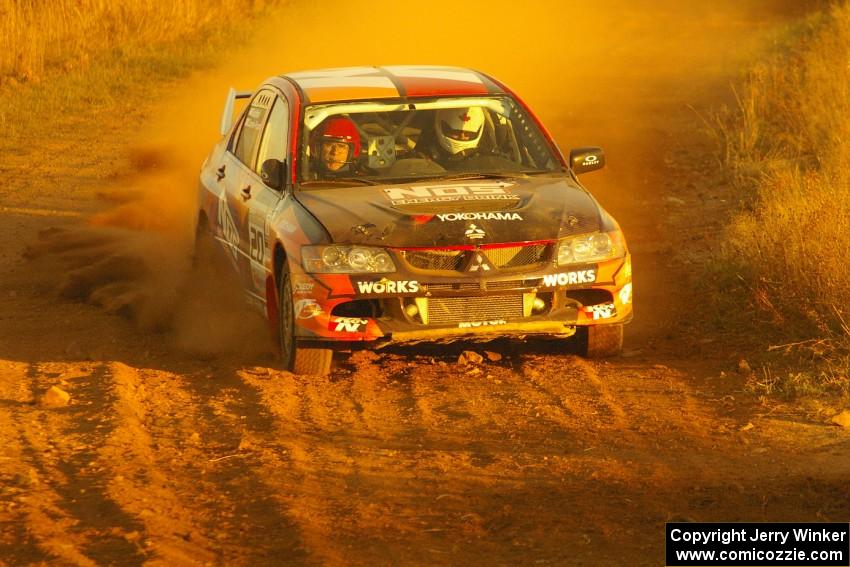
[
  {"x1": 422, "y1": 282, "x2": 481, "y2": 292},
  {"x1": 485, "y1": 244, "x2": 549, "y2": 269},
  {"x1": 486, "y1": 278, "x2": 541, "y2": 291},
  {"x1": 428, "y1": 294, "x2": 523, "y2": 325},
  {"x1": 403, "y1": 249, "x2": 465, "y2": 271},
  {"x1": 401, "y1": 244, "x2": 550, "y2": 273}
]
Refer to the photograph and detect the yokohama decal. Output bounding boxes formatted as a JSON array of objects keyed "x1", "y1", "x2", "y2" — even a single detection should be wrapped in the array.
[{"x1": 436, "y1": 212, "x2": 522, "y2": 221}]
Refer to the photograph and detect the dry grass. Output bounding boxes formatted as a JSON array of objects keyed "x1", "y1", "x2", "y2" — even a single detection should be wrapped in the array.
[
  {"x1": 713, "y1": 3, "x2": 850, "y2": 394},
  {"x1": 0, "y1": 1, "x2": 276, "y2": 143},
  {"x1": 0, "y1": 0, "x2": 268, "y2": 83}
]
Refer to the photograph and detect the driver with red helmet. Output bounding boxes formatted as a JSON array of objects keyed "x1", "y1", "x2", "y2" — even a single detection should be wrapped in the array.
[{"x1": 310, "y1": 116, "x2": 362, "y2": 176}]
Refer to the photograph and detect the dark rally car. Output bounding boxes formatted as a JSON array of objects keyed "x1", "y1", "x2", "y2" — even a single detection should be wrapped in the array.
[{"x1": 196, "y1": 65, "x2": 633, "y2": 375}]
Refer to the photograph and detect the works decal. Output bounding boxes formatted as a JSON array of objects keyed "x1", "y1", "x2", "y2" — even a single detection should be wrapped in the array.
[
  {"x1": 436, "y1": 212, "x2": 522, "y2": 222},
  {"x1": 542, "y1": 269, "x2": 597, "y2": 287},
  {"x1": 357, "y1": 280, "x2": 420, "y2": 294},
  {"x1": 384, "y1": 182, "x2": 517, "y2": 205}
]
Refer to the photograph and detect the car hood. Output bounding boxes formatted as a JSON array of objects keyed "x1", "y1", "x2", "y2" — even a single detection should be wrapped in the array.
[{"x1": 294, "y1": 176, "x2": 602, "y2": 247}]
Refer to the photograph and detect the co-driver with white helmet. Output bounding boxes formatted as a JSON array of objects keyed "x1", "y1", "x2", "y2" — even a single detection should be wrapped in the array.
[{"x1": 417, "y1": 107, "x2": 486, "y2": 169}]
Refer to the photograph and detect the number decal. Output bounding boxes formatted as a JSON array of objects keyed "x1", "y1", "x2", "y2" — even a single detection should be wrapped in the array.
[{"x1": 249, "y1": 224, "x2": 265, "y2": 263}]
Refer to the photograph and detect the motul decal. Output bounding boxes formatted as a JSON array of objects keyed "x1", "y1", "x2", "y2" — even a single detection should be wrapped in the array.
[
  {"x1": 356, "y1": 280, "x2": 420, "y2": 294},
  {"x1": 458, "y1": 319, "x2": 507, "y2": 328},
  {"x1": 383, "y1": 182, "x2": 516, "y2": 205},
  {"x1": 329, "y1": 317, "x2": 368, "y2": 332},
  {"x1": 542, "y1": 269, "x2": 597, "y2": 287},
  {"x1": 436, "y1": 212, "x2": 522, "y2": 221}
]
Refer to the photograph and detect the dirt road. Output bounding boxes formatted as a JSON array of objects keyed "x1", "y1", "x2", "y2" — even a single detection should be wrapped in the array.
[{"x1": 1, "y1": 1, "x2": 848, "y2": 565}]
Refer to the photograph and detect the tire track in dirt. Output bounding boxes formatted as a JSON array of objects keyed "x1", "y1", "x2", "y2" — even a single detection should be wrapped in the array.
[
  {"x1": 246, "y1": 362, "x2": 456, "y2": 564},
  {"x1": 0, "y1": 361, "x2": 56, "y2": 565},
  {"x1": 176, "y1": 366, "x2": 310, "y2": 565},
  {"x1": 235, "y1": 368, "x2": 355, "y2": 565},
  {"x1": 96, "y1": 362, "x2": 224, "y2": 565},
  {"x1": 2, "y1": 361, "x2": 148, "y2": 565}
]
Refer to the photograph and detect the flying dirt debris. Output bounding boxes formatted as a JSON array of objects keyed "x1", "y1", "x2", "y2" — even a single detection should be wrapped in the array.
[{"x1": 2, "y1": 1, "x2": 849, "y2": 566}]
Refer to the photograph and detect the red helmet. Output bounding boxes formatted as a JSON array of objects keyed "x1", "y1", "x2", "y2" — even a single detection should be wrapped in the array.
[{"x1": 313, "y1": 116, "x2": 361, "y2": 157}]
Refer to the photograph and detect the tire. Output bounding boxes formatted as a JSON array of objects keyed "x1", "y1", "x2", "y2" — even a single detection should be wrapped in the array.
[
  {"x1": 578, "y1": 323, "x2": 624, "y2": 358},
  {"x1": 278, "y1": 268, "x2": 333, "y2": 376}
]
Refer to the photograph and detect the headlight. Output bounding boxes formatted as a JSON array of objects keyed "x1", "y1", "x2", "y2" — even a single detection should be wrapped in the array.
[
  {"x1": 557, "y1": 231, "x2": 625, "y2": 265},
  {"x1": 302, "y1": 245, "x2": 396, "y2": 273}
]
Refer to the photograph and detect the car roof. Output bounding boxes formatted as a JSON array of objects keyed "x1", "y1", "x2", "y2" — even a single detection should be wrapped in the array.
[{"x1": 281, "y1": 65, "x2": 505, "y2": 104}]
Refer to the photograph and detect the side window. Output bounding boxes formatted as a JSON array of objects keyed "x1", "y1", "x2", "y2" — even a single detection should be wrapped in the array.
[
  {"x1": 254, "y1": 96, "x2": 290, "y2": 175},
  {"x1": 233, "y1": 90, "x2": 274, "y2": 168}
]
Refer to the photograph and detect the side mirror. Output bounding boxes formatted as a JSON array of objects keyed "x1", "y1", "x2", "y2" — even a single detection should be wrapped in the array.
[
  {"x1": 569, "y1": 147, "x2": 605, "y2": 174},
  {"x1": 260, "y1": 158, "x2": 286, "y2": 190}
]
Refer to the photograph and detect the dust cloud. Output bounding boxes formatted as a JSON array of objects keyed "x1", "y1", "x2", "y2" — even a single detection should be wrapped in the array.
[{"x1": 33, "y1": 0, "x2": 814, "y2": 354}]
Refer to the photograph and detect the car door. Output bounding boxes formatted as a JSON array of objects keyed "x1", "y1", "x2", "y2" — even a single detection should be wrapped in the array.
[
  {"x1": 222, "y1": 89, "x2": 277, "y2": 298},
  {"x1": 241, "y1": 93, "x2": 290, "y2": 303}
]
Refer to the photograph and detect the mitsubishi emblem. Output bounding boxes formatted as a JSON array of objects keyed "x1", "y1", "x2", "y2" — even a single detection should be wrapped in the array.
[
  {"x1": 467, "y1": 252, "x2": 492, "y2": 273},
  {"x1": 465, "y1": 223, "x2": 485, "y2": 240}
]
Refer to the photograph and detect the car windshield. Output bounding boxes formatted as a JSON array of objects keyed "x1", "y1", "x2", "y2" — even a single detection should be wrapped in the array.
[{"x1": 299, "y1": 95, "x2": 563, "y2": 186}]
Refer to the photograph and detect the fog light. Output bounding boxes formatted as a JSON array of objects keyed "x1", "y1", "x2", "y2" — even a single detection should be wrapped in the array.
[
  {"x1": 619, "y1": 283, "x2": 633, "y2": 305},
  {"x1": 532, "y1": 297, "x2": 547, "y2": 313},
  {"x1": 404, "y1": 303, "x2": 419, "y2": 318}
]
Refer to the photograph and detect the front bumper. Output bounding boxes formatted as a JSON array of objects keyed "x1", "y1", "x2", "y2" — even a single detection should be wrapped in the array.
[{"x1": 289, "y1": 253, "x2": 633, "y2": 344}]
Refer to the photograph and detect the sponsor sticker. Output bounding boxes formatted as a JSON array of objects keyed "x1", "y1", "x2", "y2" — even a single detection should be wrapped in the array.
[
  {"x1": 217, "y1": 194, "x2": 239, "y2": 260},
  {"x1": 356, "y1": 280, "x2": 420, "y2": 294},
  {"x1": 542, "y1": 269, "x2": 597, "y2": 287},
  {"x1": 293, "y1": 281, "x2": 315, "y2": 294},
  {"x1": 383, "y1": 182, "x2": 517, "y2": 206},
  {"x1": 583, "y1": 302, "x2": 616, "y2": 320},
  {"x1": 294, "y1": 298, "x2": 322, "y2": 319},
  {"x1": 436, "y1": 212, "x2": 523, "y2": 222},
  {"x1": 458, "y1": 319, "x2": 507, "y2": 329},
  {"x1": 465, "y1": 223, "x2": 486, "y2": 240},
  {"x1": 329, "y1": 317, "x2": 368, "y2": 333}
]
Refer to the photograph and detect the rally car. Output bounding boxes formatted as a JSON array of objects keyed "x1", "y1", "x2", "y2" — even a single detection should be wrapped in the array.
[{"x1": 196, "y1": 66, "x2": 632, "y2": 375}]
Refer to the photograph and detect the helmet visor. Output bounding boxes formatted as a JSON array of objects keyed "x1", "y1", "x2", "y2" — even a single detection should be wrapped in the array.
[{"x1": 440, "y1": 121, "x2": 481, "y2": 141}]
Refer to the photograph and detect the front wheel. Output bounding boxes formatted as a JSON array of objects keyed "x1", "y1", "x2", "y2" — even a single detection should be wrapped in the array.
[
  {"x1": 278, "y1": 269, "x2": 333, "y2": 375},
  {"x1": 577, "y1": 324, "x2": 623, "y2": 358}
]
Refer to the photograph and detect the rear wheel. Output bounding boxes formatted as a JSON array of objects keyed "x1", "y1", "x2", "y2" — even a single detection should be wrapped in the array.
[
  {"x1": 577, "y1": 323, "x2": 624, "y2": 358},
  {"x1": 278, "y1": 269, "x2": 333, "y2": 376}
]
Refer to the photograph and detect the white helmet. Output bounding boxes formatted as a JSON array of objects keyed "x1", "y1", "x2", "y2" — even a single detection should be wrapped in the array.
[{"x1": 435, "y1": 107, "x2": 484, "y2": 155}]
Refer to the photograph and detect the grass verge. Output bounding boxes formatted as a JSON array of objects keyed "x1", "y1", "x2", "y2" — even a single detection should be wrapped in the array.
[
  {"x1": 711, "y1": 4, "x2": 850, "y2": 398},
  {"x1": 0, "y1": 1, "x2": 276, "y2": 144}
]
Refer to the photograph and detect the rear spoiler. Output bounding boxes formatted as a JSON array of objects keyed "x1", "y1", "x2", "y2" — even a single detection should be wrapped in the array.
[{"x1": 219, "y1": 87, "x2": 253, "y2": 136}]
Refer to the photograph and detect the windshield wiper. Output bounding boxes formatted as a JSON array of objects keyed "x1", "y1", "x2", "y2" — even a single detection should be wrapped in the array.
[
  {"x1": 301, "y1": 177, "x2": 381, "y2": 187},
  {"x1": 419, "y1": 171, "x2": 528, "y2": 182}
]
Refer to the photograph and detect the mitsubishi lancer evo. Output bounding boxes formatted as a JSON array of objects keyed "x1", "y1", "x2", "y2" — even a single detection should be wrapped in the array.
[{"x1": 196, "y1": 66, "x2": 632, "y2": 375}]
